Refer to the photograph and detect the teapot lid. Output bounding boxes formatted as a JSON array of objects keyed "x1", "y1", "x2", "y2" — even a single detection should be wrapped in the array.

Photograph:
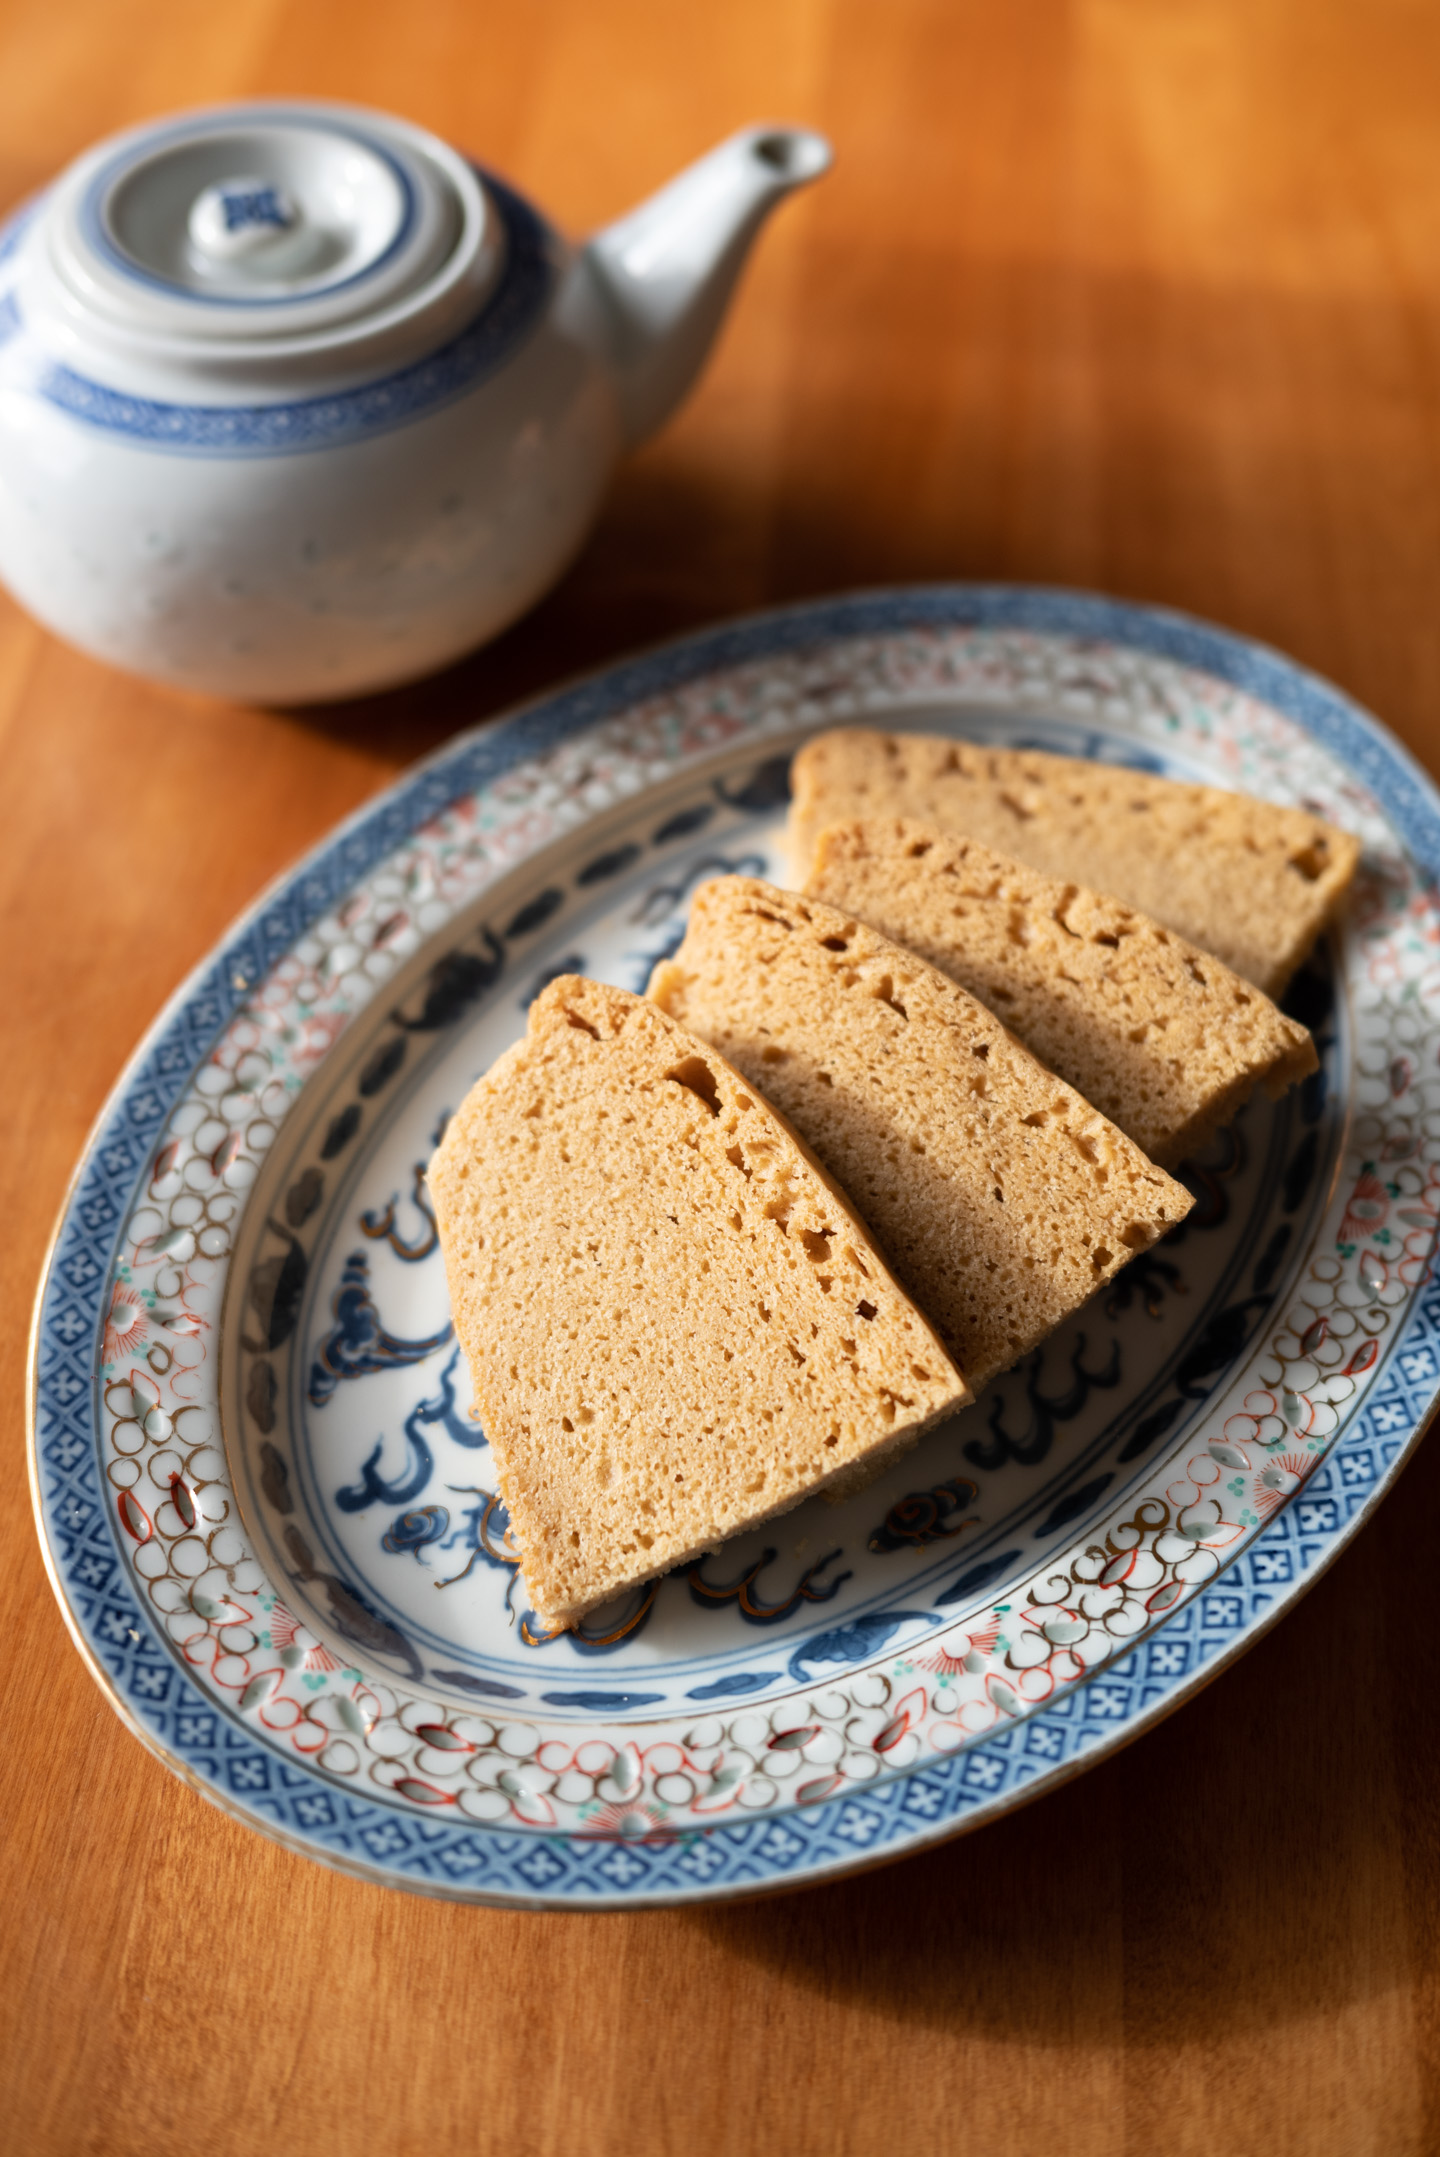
[{"x1": 32, "y1": 100, "x2": 501, "y2": 367}]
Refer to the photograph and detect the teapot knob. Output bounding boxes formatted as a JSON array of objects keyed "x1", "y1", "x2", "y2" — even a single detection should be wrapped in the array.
[
  {"x1": 187, "y1": 174, "x2": 328, "y2": 281},
  {"x1": 189, "y1": 176, "x2": 300, "y2": 259}
]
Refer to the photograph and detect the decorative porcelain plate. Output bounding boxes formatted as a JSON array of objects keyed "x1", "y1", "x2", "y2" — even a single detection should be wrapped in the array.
[{"x1": 30, "y1": 587, "x2": 1440, "y2": 1908}]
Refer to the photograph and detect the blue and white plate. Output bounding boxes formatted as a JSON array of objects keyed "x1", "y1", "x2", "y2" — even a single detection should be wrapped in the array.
[{"x1": 30, "y1": 587, "x2": 1440, "y2": 1906}]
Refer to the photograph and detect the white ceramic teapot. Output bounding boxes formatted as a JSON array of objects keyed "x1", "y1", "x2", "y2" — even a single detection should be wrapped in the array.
[{"x1": 0, "y1": 102, "x2": 829, "y2": 702}]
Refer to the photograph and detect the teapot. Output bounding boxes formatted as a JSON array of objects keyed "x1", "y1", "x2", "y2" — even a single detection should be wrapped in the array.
[{"x1": 0, "y1": 102, "x2": 830, "y2": 702}]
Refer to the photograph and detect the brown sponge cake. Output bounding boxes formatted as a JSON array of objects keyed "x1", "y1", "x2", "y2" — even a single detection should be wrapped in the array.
[
  {"x1": 807, "y1": 817, "x2": 1318, "y2": 1168},
  {"x1": 648, "y1": 879, "x2": 1193, "y2": 1393},
  {"x1": 789, "y1": 728, "x2": 1360, "y2": 998},
  {"x1": 428, "y1": 977, "x2": 969, "y2": 1627}
]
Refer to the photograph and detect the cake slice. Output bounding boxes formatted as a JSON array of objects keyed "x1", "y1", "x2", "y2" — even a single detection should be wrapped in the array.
[
  {"x1": 807, "y1": 818, "x2": 1318, "y2": 1168},
  {"x1": 428, "y1": 976, "x2": 969, "y2": 1626},
  {"x1": 788, "y1": 728, "x2": 1361, "y2": 998},
  {"x1": 649, "y1": 880, "x2": 1194, "y2": 1394}
]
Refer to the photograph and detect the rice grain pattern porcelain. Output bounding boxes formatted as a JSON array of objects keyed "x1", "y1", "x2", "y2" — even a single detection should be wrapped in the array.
[
  {"x1": 0, "y1": 102, "x2": 830, "y2": 702},
  {"x1": 28, "y1": 587, "x2": 1440, "y2": 1909}
]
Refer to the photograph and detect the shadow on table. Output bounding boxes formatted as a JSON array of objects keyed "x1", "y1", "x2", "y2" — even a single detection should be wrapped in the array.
[
  {"x1": 265, "y1": 446, "x2": 966, "y2": 769},
  {"x1": 679, "y1": 1428, "x2": 1440, "y2": 2045}
]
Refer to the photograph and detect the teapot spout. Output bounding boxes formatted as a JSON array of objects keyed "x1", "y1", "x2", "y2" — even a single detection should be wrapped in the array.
[{"x1": 584, "y1": 125, "x2": 831, "y2": 447}]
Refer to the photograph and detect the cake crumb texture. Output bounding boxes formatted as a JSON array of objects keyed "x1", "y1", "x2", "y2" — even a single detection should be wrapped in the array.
[
  {"x1": 649, "y1": 878, "x2": 1194, "y2": 1393},
  {"x1": 789, "y1": 728, "x2": 1361, "y2": 997},
  {"x1": 807, "y1": 817, "x2": 1318, "y2": 1167},
  {"x1": 427, "y1": 976, "x2": 968, "y2": 1626}
]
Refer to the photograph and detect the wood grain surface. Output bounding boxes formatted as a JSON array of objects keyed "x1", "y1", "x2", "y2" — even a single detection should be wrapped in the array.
[{"x1": 6, "y1": 3, "x2": 1440, "y2": 2151}]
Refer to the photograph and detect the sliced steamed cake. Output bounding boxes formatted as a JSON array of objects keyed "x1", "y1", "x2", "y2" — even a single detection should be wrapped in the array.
[
  {"x1": 648, "y1": 877, "x2": 1194, "y2": 1394},
  {"x1": 428, "y1": 976, "x2": 969, "y2": 1626},
  {"x1": 788, "y1": 727, "x2": 1360, "y2": 998},
  {"x1": 806, "y1": 816, "x2": 1317, "y2": 1167}
]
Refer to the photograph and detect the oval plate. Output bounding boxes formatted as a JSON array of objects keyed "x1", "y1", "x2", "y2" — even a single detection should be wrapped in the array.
[{"x1": 29, "y1": 586, "x2": 1440, "y2": 1907}]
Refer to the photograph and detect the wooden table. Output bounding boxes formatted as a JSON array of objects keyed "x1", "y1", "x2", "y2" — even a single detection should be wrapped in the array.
[{"x1": 5, "y1": 3, "x2": 1440, "y2": 2150}]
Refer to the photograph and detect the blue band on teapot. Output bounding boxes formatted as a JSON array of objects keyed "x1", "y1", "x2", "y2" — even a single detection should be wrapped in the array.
[{"x1": 0, "y1": 171, "x2": 554, "y2": 458}]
